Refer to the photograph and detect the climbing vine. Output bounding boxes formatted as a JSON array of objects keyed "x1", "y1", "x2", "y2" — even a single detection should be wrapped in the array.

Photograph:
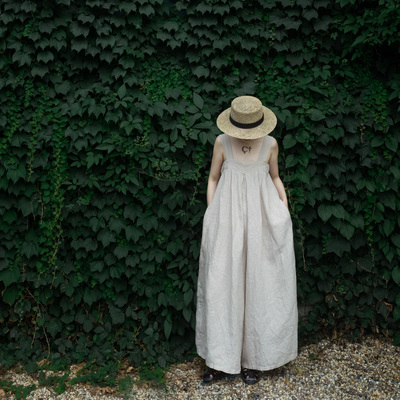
[{"x1": 0, "y1": 0, "x2": 399, "y2": 384}]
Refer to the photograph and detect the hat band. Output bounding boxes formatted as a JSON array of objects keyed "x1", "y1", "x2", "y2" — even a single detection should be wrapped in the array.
[{"x1": 229, "y1": 114, "x2": 264, "y2": 129}]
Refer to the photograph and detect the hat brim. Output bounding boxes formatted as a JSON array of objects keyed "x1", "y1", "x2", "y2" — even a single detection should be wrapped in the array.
[{"x1": 216, "y1": 105, "x2": 277, "y2": 139}]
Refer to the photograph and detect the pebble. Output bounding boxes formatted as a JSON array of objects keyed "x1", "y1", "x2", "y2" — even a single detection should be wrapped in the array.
[{"x1": 0, "y1": 333, "x2": 399, "y2": 399}]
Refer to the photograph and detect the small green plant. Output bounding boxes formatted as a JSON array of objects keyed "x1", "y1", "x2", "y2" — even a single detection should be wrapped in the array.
[
  {"x1": 70, "y1": 361, "x2": 119, "y2": 388},
  {"x1": 117, "y1": 376, "x2": 134, "y2": 399},
  {"x1": 137, "y1": 364, "x2": 166, "y2": 388},
  {"x1": 0, "y1": 379, "x2": 36, "y2": 399},
  {"x1": 38, "y1": 370, "x2": 69, "y2": 394}
]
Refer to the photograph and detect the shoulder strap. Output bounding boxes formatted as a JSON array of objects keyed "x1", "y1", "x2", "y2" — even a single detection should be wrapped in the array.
[
  {"x1": 257, "y1": 135, "x2": 274, "y2": 162},
  {"x1": 219, "y1": 134, "x2": 233, "y2": 160}
]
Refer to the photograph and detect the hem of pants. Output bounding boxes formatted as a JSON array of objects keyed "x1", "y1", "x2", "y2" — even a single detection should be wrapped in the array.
[
  {"x1": 241, "y1": 352, "x2": 298, "y2": 372},
  {"x1": 197, "y1": 349, "x2": 298, "y2": 375}
]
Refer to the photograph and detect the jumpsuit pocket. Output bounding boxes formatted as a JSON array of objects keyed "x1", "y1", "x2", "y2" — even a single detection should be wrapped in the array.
[
  {"x1": 204, "y1": 196, "x2": 217, "y2": 218},
  {"x1": 278, "y1": 199, "x2": 291, "y2": 217}
]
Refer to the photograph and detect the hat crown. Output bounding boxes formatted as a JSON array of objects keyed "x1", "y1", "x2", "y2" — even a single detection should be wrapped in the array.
[
  {"x1": 230, "y1": 96, "x2": 263, "y2": 125},
  {"x1": 216, "y1": 95, "x2": 277, "y2": 139}
]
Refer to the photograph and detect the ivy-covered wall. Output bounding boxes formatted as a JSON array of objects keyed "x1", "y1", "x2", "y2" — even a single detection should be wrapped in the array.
[{"x1": 0, "y1": 0, "x2": 399, "y2": 368}]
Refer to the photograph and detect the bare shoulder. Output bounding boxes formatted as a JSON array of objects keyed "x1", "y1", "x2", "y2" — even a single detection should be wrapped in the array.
[
  {"x1": 213, "y1": 135, "x2": 225, "y2": 160},
  {"x1": 269, "y1": 136, "x2": 279, "y2": 155},
  {"x1": 269, "y1": 136, "x2": 278, "y2": 149},
  {"x1": 266, "y1": 136, "x2": 278, "y2": 164},
  {"x1": 214, "y1": 135, "x2": 224, "y2": 151}
]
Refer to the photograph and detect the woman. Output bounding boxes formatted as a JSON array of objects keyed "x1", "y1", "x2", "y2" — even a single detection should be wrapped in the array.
[{"x1": 196, "y1": 96, "x2": 298, "y2": 385}]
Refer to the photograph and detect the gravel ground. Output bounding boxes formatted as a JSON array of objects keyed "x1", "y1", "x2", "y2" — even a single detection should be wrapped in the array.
[{"x1": 1, "y1": 333, "x2": 399, "y2": 400}]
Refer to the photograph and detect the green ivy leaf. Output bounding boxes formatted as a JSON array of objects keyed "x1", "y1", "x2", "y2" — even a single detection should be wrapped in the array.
[
  {"x1": 348, "y1": 214, "x2": 364, "y2": 229},
  {"x1": 193, "y1": 92, "x2": 204, "y2": 109},
  {"x1": 3, "y1": 286, "x2": 19, "y2": 305},
  {"x1": 183, "y1": 289, "x2": 193, "y2": 306},
  {"x1": 392, "y1": 234, "x2": 400, "y2": 249},
  {"x1": 71, "y1": 38, "x2": 88, "y2": 52},
  {"x1": 118, "y1": 84, "x2": 127, "y2": 99},
  {"x1": 126, "y1": 226, "x2": 141, "y2": 242},
  {"x1": 21, "y1": 1, "x2": 37, "y2": 11},
  {"x1": 83, "y1": 319, "x2": 93, "y2": 332},
  {"x1": 55, "y1": 81, "x2": 71, "y2": 94},
  {"x1": 211, "y1": 57, "x2": 228, "y2": 69},
  {"x1": 326, "y1": 236, "x2": 350, "y2": 256},
  {"x1": 303, "y1": 8, "x2": 318, "y2": 20},
  {"x1": 47, "y1": 319, "x2": 63, "y2": 337},
  {"x1": 332, "y1": 204, "x2": 347, "y2": 219},
  {"x1": 109, "y1": 305, "x2": 125, "y2": 324},
  {"x1": 224, "y1": 15, "x2": 239, "y2": 25},
  {"x1": 193, "y1": 66, "x2": 210, "y2": 78},
  {"x1": 37, "y1": 51, "x2": 54, "y2": 63},
  {"x1": 164, "y1": 315, "x2": 172, "y2": 339},
  {"x1": 137, "y1": 215, "x2": 158, "y2": 232},
  {"x1": 97, "y1": 230, "x2": 116, "y2": 247},
  {"x1": 114, "y1": 246, "x2": 129, "y2": 259},
  {"x1": 164, "y1": 21, "x2": 179, "y2": 31},
  {"x1": 339, "y1": 222, "x2": 355, "y2": 240},
  {"x1": 89, "y1": 217, "x2": 105, "y2": 232},
  {"x1": 213, "y1": 39, "x2": 230, "y2": 50},
  {"x1": 276, "y1": 109, "x2": 292, "y2": 123},
  {"x1": 390, "y1": 166, "x2": 400, "y2": 180},
  {"x1": 297, "y1": 0, "x2": 313, "y2": 7},
  {"x1": 318, "y1": 204, "x2": 333, "y2": 222},
  {"x1": 214, "y1": 5, "x2": 230, "y2": 14},
  {"x1": 0, "y1": 268, "x2": 20, "y2": 287},
  {"x1": 90, "y1": 261, "x2": 104, "y2": 272},
  {"x1": 314, "y1": 0, "x2": 330, "y2": 8},
  {"x1": 84, "y1": 290, "x2": 99, "y2": 308},
  {"x1": 314, "y1": 16, "x2": 331, "y2": 31},
  {"x1": 296, "y1": 169, "x2": 311, "y2": 184},
  {"x1": 12, "y1": 51, "x2": 31, "y2": 66},
  {"x1": 139, "y1": 4, "x2": 155, "y2": 16},
  {"x1": 343, "y1": 116, "x2": 359, "y2": 133},
  {"x1": 182, "y1": 307, "x2": 192, "y2": 322},
  {"x1": 109, "y1": 218, "x2": 125, "y2": 234},
  {"x1": 78, "y1": 14, "x2": 95, "y2": 24},
  {"x1": 285, "y1": 154, "x2": 298, "y2": 168},
  {"x1": 295, "y1": 130, "x2": 309, "y2": 144},
  {"x1": 70, "y1": 21, "x2": 90, "y2": 37},
  {"x1": 195, "y1": 3, "x2": 212, "y2": 13},
  {"x1": 21, "y1": 241, "x2": 39, "y2": 258},
  {"x1": 307, "y1": 109, "x2": 325, "y2": 121},
  {"x1": 199, "y1": 131, "x2": 207, "y2": 145},
  {"x1": 380, "y1": 192, "x2": 396, "y2": 210},
  {"x1": 3, "y1": 210, "x2": 17, "y2": 225},
  {"x1": 383, "y1": 219, "x2": 395, "y2": 237},
  {"x1": 282, "y1": 134, "x2": 297, "y2": 149}
]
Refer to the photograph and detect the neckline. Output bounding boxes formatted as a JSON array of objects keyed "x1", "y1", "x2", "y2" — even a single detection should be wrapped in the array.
[{"x1": 227, "y1": 135, "x2": 267, "y2": 162}]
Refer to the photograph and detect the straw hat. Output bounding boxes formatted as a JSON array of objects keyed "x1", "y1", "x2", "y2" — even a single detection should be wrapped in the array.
[{"x1": 216, "y1": 96, "x2": 277, "y2": 139}]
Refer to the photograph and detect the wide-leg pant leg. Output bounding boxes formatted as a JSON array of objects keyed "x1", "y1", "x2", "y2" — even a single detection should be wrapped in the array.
[
  {"x1": 196, "y1": 175, "x2": 248, "y2": 375},
  {"x1": 241, "y1": 177, "x2": 298, "y2": 370}
]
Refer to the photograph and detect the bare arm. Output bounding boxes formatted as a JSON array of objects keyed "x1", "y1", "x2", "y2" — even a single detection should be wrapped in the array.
[
  {"x1": 206, "y1": 136, "x2": 225, "y2": 206},
  {"x1": 268, "y1": 138, "x2": 288, "y2": 208}
]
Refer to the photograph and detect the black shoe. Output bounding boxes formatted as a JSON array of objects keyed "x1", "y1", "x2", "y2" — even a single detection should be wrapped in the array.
[
  {"x1": 241, "y1": 368, "x2": 260, "y2": 385},
  {"x1": 202, "y1": 368, "x2": 227, "y2": 383}
]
